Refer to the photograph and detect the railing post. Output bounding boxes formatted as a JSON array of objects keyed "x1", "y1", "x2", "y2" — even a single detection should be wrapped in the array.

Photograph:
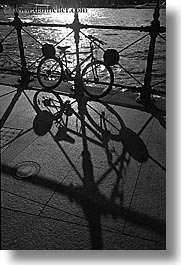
[
  {"x1": 71, "y1": 10, "x2": 84, "y2": 97},
  {"x1": 137, "y1": 0, "x2": 161, "y2": 105},
  {"x1": 11, "y1": 6, "x2": 30, "y2": 86}
]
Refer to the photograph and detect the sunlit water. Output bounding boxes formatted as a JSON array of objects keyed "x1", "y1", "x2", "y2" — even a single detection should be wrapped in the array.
[{"x1": 0, "y1": 8, "x2": 166, "y2": 91}]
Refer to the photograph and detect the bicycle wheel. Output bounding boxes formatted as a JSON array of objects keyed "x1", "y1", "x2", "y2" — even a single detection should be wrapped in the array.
[
  {"x1": 82, "y1": 60, "x2": 114, "y2": 98},
  {"x1": 33, "y1": 90, "x2": 64, "y2": 120},
  {"x1": 85, "y1": 99, "x2": 124, "y2": 141},
  {"x1": 37, "y1": 57, "x2": 63, "y2": 89}
]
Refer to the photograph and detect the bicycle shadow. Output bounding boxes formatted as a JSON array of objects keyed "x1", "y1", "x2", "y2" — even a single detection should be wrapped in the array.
[
  {"x1": 2, "y1": 91, "x2": 165, "y2": 249},
  {"x1": 73, "y1": 96, "x2": 150, "y2": 249},
  {"x1": 30, "y1": 92, "x2": 163, "y2": 249}
]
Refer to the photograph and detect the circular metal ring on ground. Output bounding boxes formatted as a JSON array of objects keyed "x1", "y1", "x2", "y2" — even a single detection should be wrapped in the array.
[{"x1": 12, "y1": 161, "x2": 41, "y2": 179}]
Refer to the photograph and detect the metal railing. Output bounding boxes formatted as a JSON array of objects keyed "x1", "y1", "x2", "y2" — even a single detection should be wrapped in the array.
[{"x1": 0, "y1": 0, "x2": 166, "y2": 105}]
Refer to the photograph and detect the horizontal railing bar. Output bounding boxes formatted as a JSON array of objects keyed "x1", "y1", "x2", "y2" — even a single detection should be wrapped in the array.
[
  {"x1": 84, "y1": 25, "x2": 149, "y2": 31},
  {"x1": 0, "y1": 22, "x2": 11, "y2": 26},
  {"x1": 24, "y1": 22, "x2": 69, "y2": 28},
  {"x1": 0, "y1": 21, "x2": 68, "y2": 27},
  {"x1": 0, "y1": 21, "x2": 166, "y2": 33}
]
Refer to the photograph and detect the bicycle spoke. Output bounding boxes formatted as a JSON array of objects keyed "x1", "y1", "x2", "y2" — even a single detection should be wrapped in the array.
[
  {"x1": 37, "y1": 57, "x2": 63, "y2": 89},
  {"x1": 33, "y1": 91, "x2": 63, "y2": 120},
  {"x1": 87, "y1": 103, "x2": 120, "y2": 132},
  {"x1": 85, "y1": 101, "x2": 123, "y2": 140},
  {"x1": 82, "y1": 61, "x2": 113, "y2": 98}
]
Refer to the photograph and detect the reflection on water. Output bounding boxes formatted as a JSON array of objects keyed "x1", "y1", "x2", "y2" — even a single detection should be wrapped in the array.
[{"x1": 0, "y1": 8, "x2": 166, "y2": 91}]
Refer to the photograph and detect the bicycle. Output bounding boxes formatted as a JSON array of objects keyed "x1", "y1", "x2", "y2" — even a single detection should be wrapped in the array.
[{"x1": 37, "y1": 34, "x2": 114, "y2": 98}]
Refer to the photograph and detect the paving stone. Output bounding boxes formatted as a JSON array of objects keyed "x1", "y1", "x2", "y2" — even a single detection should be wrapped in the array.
[
  {"x1": 1, "y1": 190, "x2": 43, "y2": 215},
  {"x1": 0, "y1": 126, "x2": 23, "y2": 153},
  {"x1": 1, "y1": 208, "x2": 91, "y2": 250},
  {"x1": 116, "y1": 234, "x2": 166, "y2": 250},
  {"x1": 1, "y1": 134, "x2": 76, "y2": 205},
  {"x1": 1, "y1": 127, "x2": 38, "y2": 164},
  {"x1": 1, "y1": 208, "x2": 165, "y2": 250},
  {"x1": 148, "y1": 118, "x2": 166, "y2": 145},
  {"x1": 43, "y1": 140, "x2": 145, "y2": 235},
  {"x1": 123, "y1": 144, "x2": 166, "y2": 243}
]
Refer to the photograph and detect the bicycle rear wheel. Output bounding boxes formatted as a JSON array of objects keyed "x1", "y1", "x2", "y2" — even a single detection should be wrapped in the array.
[
  {"x1": 37, "y1": 57, "x2": 63, "y2": 89},
  {"x1": 85, "y1": 99, "x2": 124, "y2": 141},
  {"x1": 82, "y1": 60, "x2": 114, "y2": 98},
  {"x1": 33, "y1": 90, "x2": 64, "y2": 120}
]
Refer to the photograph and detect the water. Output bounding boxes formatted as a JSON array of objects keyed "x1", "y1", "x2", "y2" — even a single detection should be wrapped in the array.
[{"x1": 0, "y1": 8, "x2": 166, "y2": 91}]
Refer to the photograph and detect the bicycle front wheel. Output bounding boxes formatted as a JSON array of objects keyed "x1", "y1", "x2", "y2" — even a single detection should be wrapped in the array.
[
  {"x1": 82, "y1": 60, "x2": 114, "y2": 98},
  {"x1": 33, "y1": 90, "x2": 64, "y2": 120},
  {"x1": 37, "y1": 57, "x2": 63, "y2": 90}
]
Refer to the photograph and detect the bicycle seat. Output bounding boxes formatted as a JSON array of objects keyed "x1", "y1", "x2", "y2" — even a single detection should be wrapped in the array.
[{"x1": 57, "y1": 46, "x2": 71, "y2": 51}]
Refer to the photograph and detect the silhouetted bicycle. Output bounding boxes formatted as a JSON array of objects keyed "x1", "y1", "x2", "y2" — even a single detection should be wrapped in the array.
[{"x1": 37, "y1": 35, "x2": 114, "y2": 98}]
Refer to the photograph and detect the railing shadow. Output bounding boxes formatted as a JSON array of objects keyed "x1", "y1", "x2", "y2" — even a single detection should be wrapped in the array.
[
  {"x1": 1, "y1": 91, "x2": 166, "y2": 249},
  {"x1": 144, "y1": 103, "x2": 166, "y2": 129},
  {"x1": 0, "y1": 85, "x2": 23, "y2": 128},
  {"x1": 1, "y1": 162, "x2": 166, "y2": 249}
]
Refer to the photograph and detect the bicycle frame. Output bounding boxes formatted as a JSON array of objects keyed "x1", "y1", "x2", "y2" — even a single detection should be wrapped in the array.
[{"x1": 58, "y1": 40, "x2": 99, "y2": 79}]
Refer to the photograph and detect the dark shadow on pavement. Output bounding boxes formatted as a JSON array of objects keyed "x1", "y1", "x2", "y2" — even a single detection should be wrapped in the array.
[
  {"x1": 1, "y1": 93, "x2": 165, "y2": 250},
  {"x1": 33, "y1": 111, "x2": 54, "y2": 136},
  {"x1": 0, "y1": 86, "x2": 23, "y2": 128},
  {"x1": 31, "y1": 93, "x2": 164, "y2": 249},
  {"x1": 144, "y1": 103, "x2": 166, "y2": 129},
  {"x1": 1, "y1": 163, "x2": 166, "y2": 249}
]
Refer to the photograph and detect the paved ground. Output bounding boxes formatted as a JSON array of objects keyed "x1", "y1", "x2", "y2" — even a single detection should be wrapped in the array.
[{"x1": 0, "y1": 74, "x2": 166, "y2": 250}]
